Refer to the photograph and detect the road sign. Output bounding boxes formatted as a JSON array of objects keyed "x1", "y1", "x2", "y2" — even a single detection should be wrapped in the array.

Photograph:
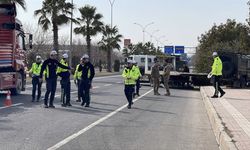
[
  {"x1": 164, "y1": 46, "x2": 174, "y2": 54},
  {"x1": 175, "y1": 46, "x2": 185, "y2": 54}
]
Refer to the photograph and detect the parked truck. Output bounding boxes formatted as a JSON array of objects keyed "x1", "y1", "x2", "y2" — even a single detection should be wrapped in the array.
[
  {"x1": 219, "y1": 52, "x2": 250, "y2": 87},
  {"x1": 0, "y1": 3, "x2": 32, "y2": 95},
  {"x1": 128, "y1": 55, "x2": 210, "y2": 88}
]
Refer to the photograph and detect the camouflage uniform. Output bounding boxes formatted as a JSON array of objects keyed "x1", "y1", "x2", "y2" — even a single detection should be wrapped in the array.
[
  {"x1": 163, "y1": 63, "x2": 172, "y2": 96},
  {"x1": 151, "y1": 63, "x2": 160, "y2": 95}
]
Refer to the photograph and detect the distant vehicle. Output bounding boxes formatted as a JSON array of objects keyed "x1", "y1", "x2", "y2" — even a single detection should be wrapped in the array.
[
  {"x1": 220, "y1": 52, "x2": 250, "y2": 87},
  {"x1": 0, "y1": 3, "x2": 32, "y2": 95},
  {"x1": 127, "y1": 55, "x2": 210, "y2": 88}
]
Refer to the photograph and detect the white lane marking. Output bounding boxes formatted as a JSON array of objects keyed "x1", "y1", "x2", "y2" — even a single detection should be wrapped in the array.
[
  {"x1": 47, "y1": 89, "x2": 153, "y2": 150},
  {"x1": 92, "y1": 86, "x2": 100, "y2": 89},
  {"x1": 116, "y1": 82, "x2": 122, "y2": 84},
  {"x1": 104, "y1": 84, "x2": 112, "y2": 87},
  {"x1": 94, "y1": 75, "x2": 121, "y2": 80},
  {"x1": 0, "y1": 103, "x2": 24, "y2": 110},
  {"x1": 55, "y1": 91, "x2": 78, "y2": 97}
]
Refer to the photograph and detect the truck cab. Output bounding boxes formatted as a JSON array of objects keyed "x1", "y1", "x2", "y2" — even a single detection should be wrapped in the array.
[{"x1": 0, "y1": 3, "x2": 31, "y2": 94}]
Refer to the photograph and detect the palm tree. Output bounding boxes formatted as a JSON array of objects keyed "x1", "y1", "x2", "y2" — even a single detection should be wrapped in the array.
[
  {"x1": 34, "y1": 0, "x2": 74, "y2": 55},
  {"x1": 74, "y1": 5, "x2": 103, "y2": 62},
  {"x1": 0, "y1": 0, "x2": 26, "y2": 10},
  {"x1": 99, "y1": 25, "x2": 122, "y2": 72}
]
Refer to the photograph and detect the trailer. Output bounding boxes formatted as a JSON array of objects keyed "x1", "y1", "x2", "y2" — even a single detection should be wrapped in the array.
[{"x1": 128, "y1": 55, "x2": 210, "y2": 87}]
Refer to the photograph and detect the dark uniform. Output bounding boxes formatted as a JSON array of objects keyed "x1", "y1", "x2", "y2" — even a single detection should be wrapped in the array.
[
  {"x1": 78, "y1": 62, "x2": 95, "y2": 107},
  {"x1": 57, "y1": 59, "x2": 71, "y2": 107},
  {"x1": 74, "y1": 64, "x2": 82, "y2": 102},
  {"x1": 40, "y1": 58, "x2": 69, "y2": 108},
  {"x1": 30, "y1": 62, "x2": 42, "y2": 102}
]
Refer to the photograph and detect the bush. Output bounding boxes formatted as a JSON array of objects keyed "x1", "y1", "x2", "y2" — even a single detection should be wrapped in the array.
[{"x1": 114, "y1": 60, "x2": 120, "y2": 72}]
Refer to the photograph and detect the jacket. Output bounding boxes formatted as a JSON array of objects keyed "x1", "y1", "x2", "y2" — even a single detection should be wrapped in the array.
[
  {"x1": 29, "y1": 62, "x2": 42, "y2": 77},
  {"x1": 57, "y1": 59, "x2": 70, "y2": 79},
  {"x1": 122, "y1": 67, "x2": 138, "y2": 85},
  {"x1": 212, "y1": 56, "x2": 223, "y2": 76},
  {"x1": 77, "y1": 62, "x2": 95, "y2": 81},
  {"x1": 74, "y1": 64, "x2": 82, "y2": 80}
]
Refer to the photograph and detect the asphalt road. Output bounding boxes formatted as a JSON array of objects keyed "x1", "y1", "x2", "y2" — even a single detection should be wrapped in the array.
[{"x1": 0, "y1": 75, "x2": 218, "y2": 150}]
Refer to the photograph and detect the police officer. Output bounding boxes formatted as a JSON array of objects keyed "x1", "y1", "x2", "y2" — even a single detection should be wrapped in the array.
[
  {"x1": 151, "y1": 58, "x2": 161, "y2": 95},
  {"x1": 77, "y1": 54, "x2": 95, "y2": 107},
  {"x1": 163, "y1": 59, "x2": 173, "y2": 96},
  {"x1": 122, "y1": 60, "x2": 138, "y2": 109},
  {"x1": 74, "y1": 58, "x2": 83, "y2": 102},
  {"x1": 132, "y1": 61, "x2": 142, "y2": 97},
  {"x1": 57, "y1": 53, "x2": 71, "y2": 107},
  {"x1": 211, "y1": 52, "x2": 226, "y2": 98},
  {"x1": 30, "y1": 55, "x2": 42, "y2": 102},
  {"x1": 39, "y1": 51, "x2": 70, "y2": 108}
]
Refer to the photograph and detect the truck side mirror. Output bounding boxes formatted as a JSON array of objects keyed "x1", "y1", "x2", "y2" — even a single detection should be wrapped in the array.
[{"x1": 29, "y1": 34, "x2": 33, "y2": 49}]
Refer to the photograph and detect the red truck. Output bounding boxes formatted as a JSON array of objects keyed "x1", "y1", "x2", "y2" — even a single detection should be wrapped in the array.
[{"x1": 0, "y1": 3, "x2": 32, "y2": 95}]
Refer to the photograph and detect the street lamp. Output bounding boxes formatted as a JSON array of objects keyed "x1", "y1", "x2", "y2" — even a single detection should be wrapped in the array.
[
  {"x1": 150, "y1": 29, "x2": 159, "y2": 42},
  {"x1": 134, "y1": 22, "x2": 154, "y2": 43},
  {"x1": 108, "y1": 0, "x2": 116, "y2": 28}
]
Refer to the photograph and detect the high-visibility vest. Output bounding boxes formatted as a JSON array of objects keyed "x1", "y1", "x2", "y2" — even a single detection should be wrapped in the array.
[
  {"x1": 57, "y1": 59, "x2": 69, "y2": 74},
  {"x1": 122, "y1": 67, "x2": 138, "y2": 85},
  {"x1": 74, "y1": 64, "x2": 82, "y2": 80},
  {"x1": 29, "y1": 62, "x2": 42, "y2": 76},
  {"x1": 212, "y1": 56, "x2": 223, "y2": 76},
  {"x1": 133, "y1": 65, "x2": 142, "y2": 79}
]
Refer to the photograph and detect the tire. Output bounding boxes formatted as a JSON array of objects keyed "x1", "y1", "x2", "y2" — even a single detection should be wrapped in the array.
[{"x1": 11, "y1": 73, "x2": 22, "y2": 95}]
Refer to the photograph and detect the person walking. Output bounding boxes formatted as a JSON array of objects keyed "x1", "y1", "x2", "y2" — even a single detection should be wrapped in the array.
[
  {"x1": 77, "y1": 54, "x2": 95, "y2": 107},
  {"x1": 210, "y1": 52, "x2": 226, "y2": 98},
  {"x1": 132, "y1": 61, "x2": 142, "y2": 97},
  {"x1": 29, "y1": 55, "x2": 43, "y2": 102},
  {"x1": 57, "y1": 53, "x2": 72, "y2": 107},
  {"x1": 74, "y1": 58, "x2": 83, "y2": 102},
  {"x1": 39, "y1": 51, "x2": 70, "y2": 108},
  {"x1": 122, "y1": 60, "x2": 138, "y2": 109},
  {"x1": 163, "y1": 59, "x2": 173, "y2": 96},
  {"x1": 151, "y1": 58, "x2": 161, "y2": 95}
]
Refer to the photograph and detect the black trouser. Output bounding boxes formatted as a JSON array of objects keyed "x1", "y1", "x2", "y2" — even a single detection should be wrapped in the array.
[
  {"x1": 60, "y1": 78, "x2": 71, "y2": 105},
  {"x1": 80, "y1": 79, "x2": 91, "y2": 105},
  {"x1": 44, "y1": 78, "x2": 57, "y2": 106},
  {"x1": 32, "y1": 76, "x2": 42, "y2": 101},
  {"x1": 124, "y1": 85, "x2": 135, "y2": 106},
  {"x1": 213, "y1": 75, "x2": 224, "y2": 96},
  {"x1": 135, "y1": 79, "x2": 140, "y2": 95},
  {"x1": 77, "y1": 79, "x2": 81, "y2": 101}
]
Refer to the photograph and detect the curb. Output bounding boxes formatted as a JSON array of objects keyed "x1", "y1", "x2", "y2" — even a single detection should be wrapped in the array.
[{"x1": 200, "y1": 87, "x2": 238, "y2": 150}]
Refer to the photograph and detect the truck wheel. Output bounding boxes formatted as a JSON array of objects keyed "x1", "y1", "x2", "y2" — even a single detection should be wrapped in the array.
[{"x1": 11, "y1": 73, "x2": 22, "y2": 95}]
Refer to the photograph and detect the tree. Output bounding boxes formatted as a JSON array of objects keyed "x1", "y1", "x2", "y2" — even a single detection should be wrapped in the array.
[
  {"x1": 123, "y1": 42, "x2": 164, "y2": 56},
  {"x1": 1, "y1": 0, "x2": 26, "y2": 10},
  {"x1": 74, "y1": 5, "x2": 103, "y2": 62},
  {"x1": 34, "y1": 0, "x2": 74, "y2": 56},
  {"x1": 99, "y1": 25, "x2": 122, "y2": 72},
  {"x1": 195, "y1": 19, "x2": 250, "y2": 73}
]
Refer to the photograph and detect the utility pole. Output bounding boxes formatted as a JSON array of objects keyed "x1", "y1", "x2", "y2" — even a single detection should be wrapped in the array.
[
  {"x1": 134, "y1": 22, "x2": 154, "y2": 43},
  {"x1": 108, "y1": 0, "x2": 116, "y2": 28},
  {"x1": 69, "y1": 0, "x2": 73, "y2": 66}
]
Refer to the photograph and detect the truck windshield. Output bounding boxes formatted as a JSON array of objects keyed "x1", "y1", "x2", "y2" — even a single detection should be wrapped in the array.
[{"x1": 0, "y1": 6, "x2": 15, "y2": 16}]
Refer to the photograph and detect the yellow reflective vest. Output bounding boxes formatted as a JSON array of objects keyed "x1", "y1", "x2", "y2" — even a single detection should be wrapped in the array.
[
  {"x1": 57, "y1": 59, "x2": 69, "y2": 74},
  {"x1": 133, "y1": 65, "x2": 142, "y2": 79},
  {"x1": 122, "y1": 67, "x2": 138, "y2": 85},
  {"x1": 29, "y1": 62, "x2": 42, "y2": 76},
  {"x1": 74, "y1": 64, "x2": 82, "y2": 80},
  {"x1": 212, "y1": 56, "x2": 223, "y2": 76}
]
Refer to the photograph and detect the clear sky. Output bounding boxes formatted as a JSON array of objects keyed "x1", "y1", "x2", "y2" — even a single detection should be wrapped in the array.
[{"x1": 17, "y1": 0, "x2": 249, "y2": 47}]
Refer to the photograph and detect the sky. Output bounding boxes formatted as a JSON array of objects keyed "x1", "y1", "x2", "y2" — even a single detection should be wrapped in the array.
[{"x1": 17, "y1": 0, "x2": 249, "y2": 48}]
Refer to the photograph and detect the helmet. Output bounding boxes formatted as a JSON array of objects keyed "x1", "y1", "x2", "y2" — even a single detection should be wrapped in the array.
[
  {"x1": 36, "y1": 55, "x2": 41, "y2": 60},
  {"x1": 132, "y1": 60, "x2": 137, "y2": 64},
  {"x1": 62, "y1": 53, "x2": 68, "y2": 59},
  {"x1": 82, "y1": 54, "x2": 89, "y2": 59},
  {"x1": 127, "y1": 60, "x2": 133, "y2": 64},
  {"x1": 50, "y1": 50, "x2": 57, "y2": 56},
  {"x1": 212, "y1": 52, "x2": 218, "y2": 56}
]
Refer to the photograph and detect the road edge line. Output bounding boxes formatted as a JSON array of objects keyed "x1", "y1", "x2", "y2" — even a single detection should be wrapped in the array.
[
  {"x1": 47, "y1": 89, "x2": 153, "y2": 150},
  {"x1": 200, "y1": 86, "x2": 237, "y2": 150},
  {"x1": 0, "y1": 103, "x2": 24, "y2": 110}
]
